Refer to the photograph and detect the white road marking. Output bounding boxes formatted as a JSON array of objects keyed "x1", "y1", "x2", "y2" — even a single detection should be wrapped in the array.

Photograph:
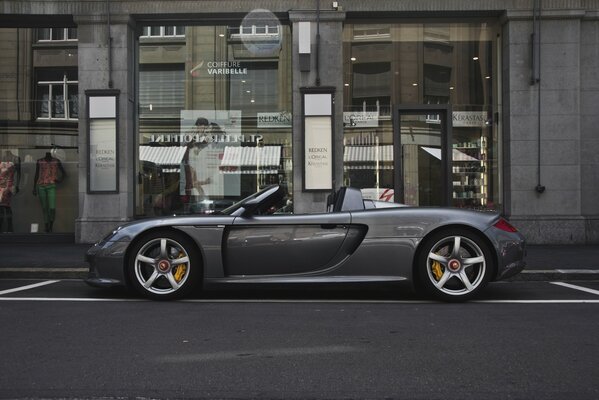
[
  {"x1": 0, "y1": 280, "x2": 60, "y2": 296},
  {"x1": 551, "y1": 282, "x2": 599, "y2": 296},
  {"x1": 474, "y1": 299, "x2": 599, "y2": 304},
  {"x1": 0, "y1": 297, "x2": 598, "y2": 304},
  {"x1": 0, "y1": 280, "x2": 598, "y2": 303},
  {"x1": 0, "y1": 297, "x2": 143, "y2": 302}
]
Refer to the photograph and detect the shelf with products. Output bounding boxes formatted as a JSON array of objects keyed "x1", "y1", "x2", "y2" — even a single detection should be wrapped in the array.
[{"x1": 451, "y1": 135, "x2": 488, "y2": 208}]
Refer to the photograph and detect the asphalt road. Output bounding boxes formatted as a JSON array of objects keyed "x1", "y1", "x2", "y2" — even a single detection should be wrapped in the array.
[{"x1": 1, "y1": 279, "x2": 598, "y2": 399}]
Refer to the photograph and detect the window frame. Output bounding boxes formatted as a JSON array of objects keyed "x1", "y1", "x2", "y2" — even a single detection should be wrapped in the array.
[
  {"x1": 36, "y1": 27, "x2": 78, "y2": 42},
  {"x1": 140, "y1": 26, "x2": 186, "y2": 38},
  {"x1": 36, "y1": 75, "x2": 79, "y2": 121}
]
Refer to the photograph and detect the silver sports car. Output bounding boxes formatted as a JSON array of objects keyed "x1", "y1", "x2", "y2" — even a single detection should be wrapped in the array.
[{"x1": 85, "y1": 185, "x2": 526, "y2": 302}]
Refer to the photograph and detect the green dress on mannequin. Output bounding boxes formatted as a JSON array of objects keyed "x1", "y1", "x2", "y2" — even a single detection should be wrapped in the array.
[{"x1": 33, "y1": 152, "x2": 66, "y2": 233}]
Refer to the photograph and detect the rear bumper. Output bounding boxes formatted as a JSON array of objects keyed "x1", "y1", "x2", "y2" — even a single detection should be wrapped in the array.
[
  {"x1": 485, "y1": 226, "x2": 527, "y2": 281},
  {"x1": 496, "y1": 259, "x2": 526, "y2": 280}
]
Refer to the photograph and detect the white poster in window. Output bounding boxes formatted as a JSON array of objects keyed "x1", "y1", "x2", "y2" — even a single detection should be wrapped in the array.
[
  {"x1": 180, "y1": 110, "x2": 242, "y2": 139},
  {"x1": 304, "y1": 116, "x2": 333, "y2": 190},
  {"x1": 452, "y1": 111, "x2": 489, "y2": 128},
  {"x1": 180, "y1": 110, "x2": 243, "y2": 198},
  {"x1": 343, "y1": 111, "x2": 379, "y2": 128},
  {"x1": 257, "y1": 111, "x2": 292, "y2": 128},
  {"x1": 89, "y1": 119, "x2": 117, "y2": 191}
]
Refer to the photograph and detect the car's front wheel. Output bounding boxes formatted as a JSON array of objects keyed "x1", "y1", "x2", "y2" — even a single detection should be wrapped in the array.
[
  {"x1": 127, "y1": 230, "x2": 201, "y2": 300},
  {"x1": 417, "y1": 229, "x2": 494, "y2": 302}
]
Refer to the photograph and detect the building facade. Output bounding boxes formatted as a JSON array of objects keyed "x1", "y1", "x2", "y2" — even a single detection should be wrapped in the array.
[{"x1": 0, "y1": 0, "x2": 598, "y2": 244}]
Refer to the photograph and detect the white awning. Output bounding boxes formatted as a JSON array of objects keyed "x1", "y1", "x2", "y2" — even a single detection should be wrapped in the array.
[
  {"x1": 343, "y1": 165, "x2": 395, "y2": 170},
  {"x1": 220, "y1": 145, "x2": 281, "y2": 167},
  {"x1": 344, "y1": 145, "x2": 394, "y2": 162},
  {"x1": 139, "y1": 145, "x2": 187, "y2": 166},
  {"x1": 421, "y1": 146, "x2": 479, "y2": 162},
  {"x1": 452, "y1": 148, "x2": 479, "y2": 161},
  {"x1": 219, "y1": 169, "x2": 281, "y2": 175}
]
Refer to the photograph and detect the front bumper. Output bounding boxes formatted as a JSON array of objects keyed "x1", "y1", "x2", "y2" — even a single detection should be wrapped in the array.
[{"x1": 84, "y1": 240, "x2": 130, "y2": 288}]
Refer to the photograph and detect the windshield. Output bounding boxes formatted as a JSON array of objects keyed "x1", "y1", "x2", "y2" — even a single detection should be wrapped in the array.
[{"x1": 220, "y1": 185, "x2": 281, "y2": 216}]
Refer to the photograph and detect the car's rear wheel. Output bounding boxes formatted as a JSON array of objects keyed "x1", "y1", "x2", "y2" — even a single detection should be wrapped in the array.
[
  {"x1": 417, "y1": 229, "x2": 494, "y2": 302},
  {"x1": 127, "y1": 230, "x2": 201, "y2": 300}
]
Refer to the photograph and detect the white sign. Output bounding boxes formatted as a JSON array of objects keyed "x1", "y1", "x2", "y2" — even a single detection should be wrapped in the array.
[
  {"x1": 89, "y1": 96, "x2": 116, "y2": 118},
  {"x1": 452, "y1": 111, "x2": 489, "y2": 128},
  {"x1": 150, "y1": 134, "x2": 262, "y2": 144},
  {"x1": 343, "y1": 112, "x2": 379, "y2": 128},
  {"x1": 89, "y1": 119, "x2": 117, "y2": 192},
  {"x1": 304, "y1": 94, "x2": 332, "y2": 116},
  {"x1": 257, "y1": 112, "x2": 292, "y2": 128},
  {"x1": 180, "y1": 110, "x2": 243, "y2": 198},
  {"x1": 304, "y1": 117, "x2": 333, "y2": 190},
  {"x1": 190, "y1": 61, "x2": 248, "y2": 77}
]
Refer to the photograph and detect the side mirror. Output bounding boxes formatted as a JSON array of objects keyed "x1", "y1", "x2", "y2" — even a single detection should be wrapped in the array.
[
  {"x1": 236, "y1": 184, "x2": 283, "y2": 217},
  {"x1": 240, "y1": 198, "x2": 260, "y2": 217}
]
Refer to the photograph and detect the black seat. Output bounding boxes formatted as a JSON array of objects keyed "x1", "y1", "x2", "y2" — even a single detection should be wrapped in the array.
[{"x1": 327, "y1": 187, "x2": 365, "y2": 212}]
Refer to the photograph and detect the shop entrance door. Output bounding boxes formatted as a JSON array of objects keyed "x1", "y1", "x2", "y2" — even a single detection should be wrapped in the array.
[{"x1": 393, "y1": 105, "x2": 451, "y2": 206}]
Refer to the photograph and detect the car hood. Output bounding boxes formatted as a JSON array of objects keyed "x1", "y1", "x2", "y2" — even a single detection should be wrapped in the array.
[{"x1": 99, "y1": 214, "x2": 236, "y2": 243}]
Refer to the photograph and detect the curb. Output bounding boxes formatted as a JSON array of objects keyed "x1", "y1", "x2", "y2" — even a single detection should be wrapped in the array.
[
  {"x1": 510, "y1": 270, "x2": 599, "y2": 282},
  {"x1": 0, "y1": 268, "x2": 89, "y2": 280},
  {"x1": 0, "y1": 268, "x2": 598, "y2": 281}
]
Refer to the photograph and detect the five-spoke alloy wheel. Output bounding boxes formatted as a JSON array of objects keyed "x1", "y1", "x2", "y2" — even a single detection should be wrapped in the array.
[
  {"x1": 128, "y1": 230, "x2": 200, "y2": 300},
  {"x1": 417, "y1": 229, "x2": 494, "y2": 302}
]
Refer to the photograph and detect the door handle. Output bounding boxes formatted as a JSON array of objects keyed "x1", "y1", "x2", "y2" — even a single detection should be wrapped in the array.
[{"x1": 320, "y1": 224, "x2": 338, "y2": 229}]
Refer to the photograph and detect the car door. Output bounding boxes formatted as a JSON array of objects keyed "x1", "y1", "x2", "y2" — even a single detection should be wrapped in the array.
[{"x1": 224, "y1": 213, "x2": 352, "y2": 276}]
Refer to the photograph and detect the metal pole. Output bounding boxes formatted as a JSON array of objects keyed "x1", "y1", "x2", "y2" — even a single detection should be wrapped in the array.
[{"x1": 106, "y1": 0, "x2": 113, "y2": 88}]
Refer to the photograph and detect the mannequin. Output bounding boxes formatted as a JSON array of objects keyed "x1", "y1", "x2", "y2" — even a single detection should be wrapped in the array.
[
  {"x1": 0, "y1": 150, "x2": 21, "y2": 233},
  {"x1": 33, "y1": 152, "x2": 66, "y2": 233}
]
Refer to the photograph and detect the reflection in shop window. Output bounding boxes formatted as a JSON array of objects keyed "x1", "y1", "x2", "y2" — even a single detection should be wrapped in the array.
[
  {"x1": 136, "y1": 23, "x2": 292, "y2": 217},
  {"x1": 141, "y1": 26, "x2": 186, "y2": 38},
  {"x1": 139, "y1": 67, "x2": 185, "y2": 117},
  {"x1": 36, "y1": 72, "x2": 78, "y2": 120},
  {"x1": 37, "y1": 28, "x2": 78, "y2": 42},
  {"x1": 229, "y1": 25, "x2": 279, "y2": 36},
  {"x1": 352, "y1": 25, "x2": 391, "y2": 40},
  {"x1": 230, "y1": 62, "x2": 278, "y2": 110},
  {"x1": 0, "y1": 27, "x2": 79, "y2": 234},
  {"x1": 343, "y1": 22, "x2": 501, "y2": 211}
]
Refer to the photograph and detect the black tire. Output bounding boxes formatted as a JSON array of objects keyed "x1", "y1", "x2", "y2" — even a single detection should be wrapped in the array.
[
  {"x1": 127, "y1": 230, "x2": 201, "y2": 300},
  {"x1": 416, "y1": 228, "x2": 494, "y2": 302}
]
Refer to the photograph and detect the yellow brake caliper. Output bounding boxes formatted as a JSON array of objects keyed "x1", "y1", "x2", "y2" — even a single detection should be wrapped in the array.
[
  {"x1": 173, "y1": 252, "x2": 187, "y2": 282},
  {"x1": 431, "y1": 259, "x2": 443, "y2": 281}
]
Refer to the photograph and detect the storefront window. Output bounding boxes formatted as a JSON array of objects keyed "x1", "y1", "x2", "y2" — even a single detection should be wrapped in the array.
[
  {"x1": 0, "y1": 27, "x2": 78, "y2": 233},
  {"x1": 136, "y1": 23, "x2": 292, "y2": 216},
  {"x1": 343, "y1": 22, "x2": 501, "y2": 210}
]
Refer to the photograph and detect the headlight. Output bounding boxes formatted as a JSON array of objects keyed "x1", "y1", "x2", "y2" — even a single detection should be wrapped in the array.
[{"x1": 97, "y1": 226, "x2": 123, "y2": 244}]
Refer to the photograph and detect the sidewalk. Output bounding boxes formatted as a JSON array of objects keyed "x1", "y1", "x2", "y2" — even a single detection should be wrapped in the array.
[
  {"x1": 0, "y1": 241, "x2": 90, "y2": 279},
  {"x1": 519, "y1": 245, "x2": 599, "y2": 281},
  {"x1": 0, "y1": 240, "x2": 597, "y2": 281}
]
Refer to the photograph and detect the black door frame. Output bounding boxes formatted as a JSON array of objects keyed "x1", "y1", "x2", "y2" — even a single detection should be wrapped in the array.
[{"x1": 393, "y1": 104, "x2": 452, "y2": 206}]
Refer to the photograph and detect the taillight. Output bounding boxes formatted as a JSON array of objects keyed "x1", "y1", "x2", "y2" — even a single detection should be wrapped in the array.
[{"x1": 494, "y1": 218, "x2": 518, "y2": 233}]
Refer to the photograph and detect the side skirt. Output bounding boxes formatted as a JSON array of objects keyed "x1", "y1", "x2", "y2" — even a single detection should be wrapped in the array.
[{"x1": 206, "y1": 275, "x2": 407, "y2": 284}]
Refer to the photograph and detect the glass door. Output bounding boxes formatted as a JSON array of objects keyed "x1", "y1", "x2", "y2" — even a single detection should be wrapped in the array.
[{"x1": 394, "y1": 106, "x2": 451, "y2": 206}]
